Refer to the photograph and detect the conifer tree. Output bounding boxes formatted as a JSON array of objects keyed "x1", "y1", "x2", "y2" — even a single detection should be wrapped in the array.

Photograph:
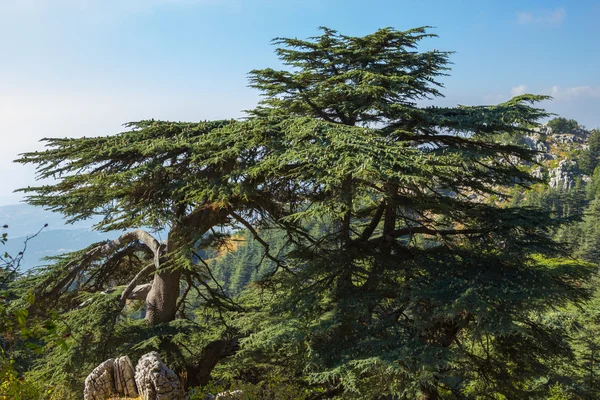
[
  {"x1": 234, "y1": 27, "x2": 593, "y2": 399},
  {"x1": 580, "y1": 129, "x2": 600, "y2": 175},
  {"x1": 17, "y1": 121, "x2": 239, "y2": 324},
  {"x1": 13, "y1": 119, "x2": 289, "y2": 387},
  {"x1": 11, "y1": 26, "x2": 594, "y2": 398},
  {"x1": 577, "y1": 195, "x2": 600, "y2": 264}
]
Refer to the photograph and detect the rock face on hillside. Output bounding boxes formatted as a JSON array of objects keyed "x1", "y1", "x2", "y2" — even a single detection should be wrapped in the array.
[
  {"x1": 521, "y1": 134, "x2": 553, "y2": 163},
  {"x1": 531, "y1": 166, "x2": 545, "y2": 180},
  {"x1": 549, "y1": 159, "x2": 577, "y2": 190},
  {"x1": 519, "y1": 123, "x2": 593, "y2": 189},
  {"x1": 135, "y1": 352, "x2": 187, "y2": 400},
  {"x1": 83, "y1": 356, "x2": 138, "y2": 400}
]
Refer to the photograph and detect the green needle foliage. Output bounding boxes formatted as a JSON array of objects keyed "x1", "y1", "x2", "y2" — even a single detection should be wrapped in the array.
[
  {"x1": 225, "y1": 27, "x2": 593, "y2": 399},
  {"x1": 16, "y1": 120, "x2": 235, "y2": 230},
  {"x1": 6, "y1": 26, "x2": 595, "y2": 399}
]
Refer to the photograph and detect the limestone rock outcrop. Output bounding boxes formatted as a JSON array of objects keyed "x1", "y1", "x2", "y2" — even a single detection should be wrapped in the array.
[
  {"x1": 217, "y1": 390, "x2": 244, "y2": 399},
  {"x1": 84, "y1": 356, "x2": 138, "y2": 400},
  {"x1": 84, "y1": 359, "x2": 115, "y2": 400},
  {"x1": 549, "y1": 159, "x2": 576, "y2": 190},
  {"x1": 135, "y1": 351, "x2": 187, "y2": 400},
  {"x1": 84, "y1": 352, "x2": 188, "y2": 400},
  {"x1": 531, "y1": 166, "x2": 544, "y2": 180},
  {"x1": 521, "y1": 135, "x2": 553, "y2": 163},
  {"x1": 114, "y1": 356, "x2": 138, "y2": 397},
  {"x1": 533, "y1": 124, "x2": 553, "y2": 136}
]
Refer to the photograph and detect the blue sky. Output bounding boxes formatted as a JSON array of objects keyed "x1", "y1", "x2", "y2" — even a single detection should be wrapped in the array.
[{"x1": 1, "y1": 0, "x2": 599, "y2": 205}]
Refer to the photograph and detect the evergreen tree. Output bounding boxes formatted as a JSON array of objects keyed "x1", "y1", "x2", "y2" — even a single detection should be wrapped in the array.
[
  {"x1": 547, "y1": 117, "x2": 580, "y2": 134},
  {"x1": 15, "y1": 121, "x2": 243, "y2": 325},
  {"x1": 587, "y1": 166, "x2": 600, "y2": 200},
  {"x1": 233, "y1": 27, "x2": 593, "y2": 399},
  {"x1": 580, "y1": 129, "x2": 600, "y2": 175},
  {"x1": 577, "y1": 195, "x2": 600, "y2": 264},
  {"x1": 13, "y1": 120, "x2": 282, "y2": 388},
  {"x1": 8, "y1": 26, "x2": 596, "y2": 399}
]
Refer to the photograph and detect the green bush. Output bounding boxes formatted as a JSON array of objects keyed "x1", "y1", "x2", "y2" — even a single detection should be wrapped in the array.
[{"x1": 548, "y1": 117, "x2": 579, "y2": 133}]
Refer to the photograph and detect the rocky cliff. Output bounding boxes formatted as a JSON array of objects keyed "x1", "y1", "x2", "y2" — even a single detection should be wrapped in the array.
[{"x1": 520, "y1": 123, "x2": 592, "y2": 190}]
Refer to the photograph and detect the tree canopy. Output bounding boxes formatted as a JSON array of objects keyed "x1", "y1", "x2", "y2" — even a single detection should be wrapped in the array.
[
  {"x1": 5, "y1": 26, "x2": 596, "y2": 399},
  {"x1": 547, "y1": 117, "x2": 580, "y2": 134}
]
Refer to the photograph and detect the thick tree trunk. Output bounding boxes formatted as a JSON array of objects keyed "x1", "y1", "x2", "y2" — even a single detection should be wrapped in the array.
[
  {"x1": 146, "y1": 222, "x2": 183, "y2": 325},
  {"x1": 144, "y1": 206, "x2": 230, "y2": 325},
  {"x1": 145, "y1": 268, "x2": 181, "y2": 325},
  {"x1": 146, "y1": 217, "x2": 184, "y2": 325}
]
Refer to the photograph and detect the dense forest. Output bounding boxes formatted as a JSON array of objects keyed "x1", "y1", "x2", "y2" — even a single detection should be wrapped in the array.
[{"x1": 1, "y1": 27, "x2": 600, "y2": 399}]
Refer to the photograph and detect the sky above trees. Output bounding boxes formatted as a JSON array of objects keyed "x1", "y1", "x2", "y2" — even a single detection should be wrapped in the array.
[{"x1": 1, "y1": 0, "x2": 598, "y2": 205}]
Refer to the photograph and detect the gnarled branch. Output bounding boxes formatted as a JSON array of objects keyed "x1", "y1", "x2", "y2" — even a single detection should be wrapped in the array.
[
  {"x1": 45, "y1": 230, "x2": 163, "y2": 301},
  {"x1": 120, "y1": 262, "x2": 157, "y2": 305}
]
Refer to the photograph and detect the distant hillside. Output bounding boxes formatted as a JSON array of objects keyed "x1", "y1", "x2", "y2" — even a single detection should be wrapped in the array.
[
  {"x1": 3, "y1": 229, "x2": 118, "y2": 271},
  {"x1": 0, "y1": 203, "x2": 104, "y2": 237},
  {"x1": 0, "y1": 204, "x2": 117, "y2": 270}
]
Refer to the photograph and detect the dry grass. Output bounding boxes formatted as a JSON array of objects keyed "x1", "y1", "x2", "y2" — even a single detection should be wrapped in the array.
[{"x1": 107, "y1": 397, "x2": 141, "y2": 400}]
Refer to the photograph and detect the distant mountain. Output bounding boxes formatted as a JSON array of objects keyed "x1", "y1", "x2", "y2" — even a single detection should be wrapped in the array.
[
  {"x1": 0, "y1": 203, "x2": 103, "y2": 237},
  {"x1": 0, "y1": 204, "x2": 118, "y2": 270},
  {"x1": 3, "y1": 229, "x2": 118, "y2": 270}
]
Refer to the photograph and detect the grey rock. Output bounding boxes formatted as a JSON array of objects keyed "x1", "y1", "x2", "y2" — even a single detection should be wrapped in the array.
[
  {"x1": 551, "y1": 134, "x2": 577, "y2": 144},
  {"x1": 521, "y1": 135, "x2": 537, "y2": 150},
  {"x1": 521, "y1": 135, "x2": 551, "y2": 163},
  {"x1": 115, "y1": 356, "x2": 138, "y2": 397},
  {"x1": 84, "y1": 356, "x2": 139, "y2": 400},
  {"x1": 531, "y1": 167, "x2": 544, "y2": 180},
  {"x1": 533, "y1": 124, "x2": 553, "y2": 136},
  {"x1": 215, "y1": 390, "x2": 244, "y2": 399},
  {"x1": 549, "y1": 159, "x2": 576, "y2": 190},
  {"x1": 535, "y1": 141, "x2": 551, "y2": 162},
  {"x1": 135, "y1": 351, "x2": 187, "y2": 400},
  {"x1": 84, "y1": 359, "x2": 116, "y2": 400}
]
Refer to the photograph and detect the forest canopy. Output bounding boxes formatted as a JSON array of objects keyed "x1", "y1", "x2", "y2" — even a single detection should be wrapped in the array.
[{"x1": 1, "y1": 26, "x2": 598, "y2": 400}]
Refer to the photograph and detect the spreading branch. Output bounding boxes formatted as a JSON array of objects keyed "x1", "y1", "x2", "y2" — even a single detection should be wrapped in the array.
[{"x1": 44, "y1": 230, "x2": 163, "y2": 301}]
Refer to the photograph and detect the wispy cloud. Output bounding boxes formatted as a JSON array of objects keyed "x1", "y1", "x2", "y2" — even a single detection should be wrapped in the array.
[
  {"x1": 510, "y1": 84, "x2": 528, "y2": 97},
  {"x1": 483, "y1": 84, "x2": 529, "y2": 103},
  {"x1": 486, "y1": 84, "x2": 600, "y2": 103},
  {"x1": 550, "y1": 85, "x2": 600, "y2": 100},
  {"x1": 516, "y1": 8, "x2": 566, "y2": 25}
]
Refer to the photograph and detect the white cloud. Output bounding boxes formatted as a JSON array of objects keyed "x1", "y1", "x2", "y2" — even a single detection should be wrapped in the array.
[
  {"x1": 550, "y1": 85, "x2": 600, "y2": 100},
  {"x1": 510, "y1": 84, "x2": 528, "y2": 97},
  {"x1": 483, "y1": 85, "x2": 528, "y2": 103},
  {"x1": 485, "y1": 84, "x2": 600, "y2": 104},
  {"x1": 517, "y1": 8, "x2": 566, "y2": 24}
]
